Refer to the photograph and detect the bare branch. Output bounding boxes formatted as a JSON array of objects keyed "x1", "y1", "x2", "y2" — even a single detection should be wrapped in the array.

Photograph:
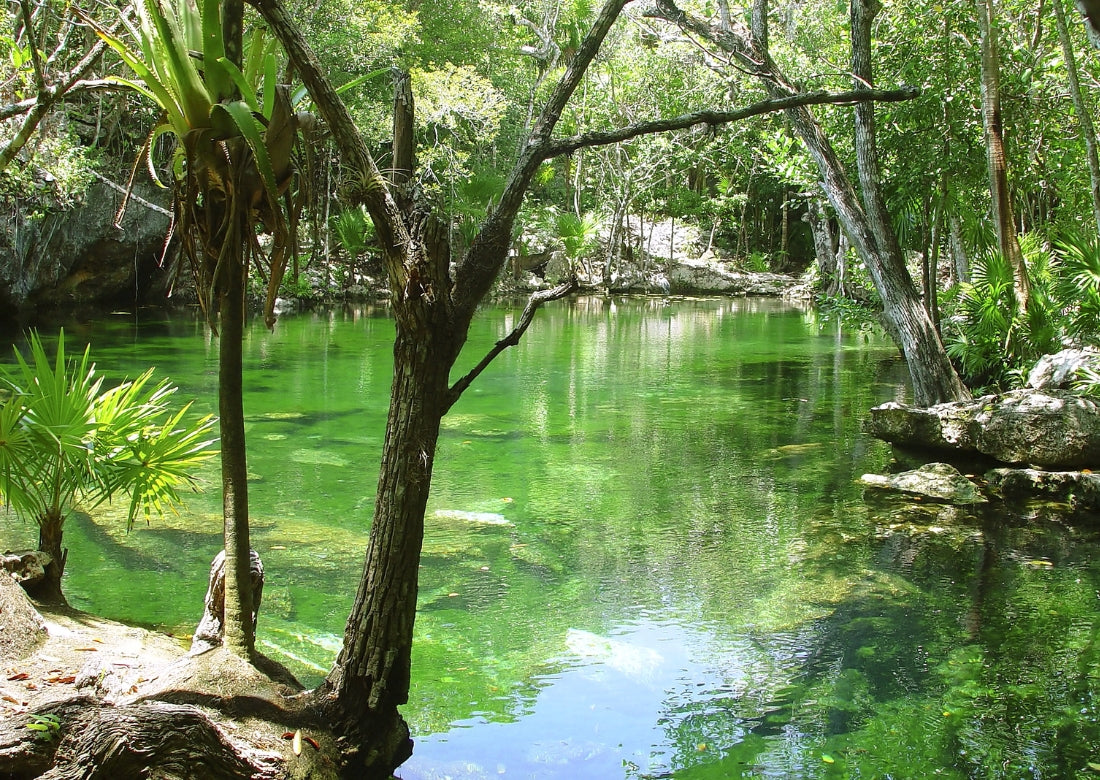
[
  {"x1": 0, "y1": 80, "x2": 116, "y2": 121},
  {"x1": 541, "y1": 87, "x2": 920, "y2": 158},
  {"x1": 444, "y1": 276, "x2": 579, "y2": 412}
]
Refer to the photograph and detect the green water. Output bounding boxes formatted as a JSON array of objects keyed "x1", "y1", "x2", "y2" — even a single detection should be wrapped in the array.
[{"x1": 4, "y1": 296, "x2": 1100, "y2": 779}]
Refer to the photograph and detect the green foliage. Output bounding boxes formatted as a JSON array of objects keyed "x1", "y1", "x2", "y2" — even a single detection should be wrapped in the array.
[
  {"x1": 554, "y1": 210, "x2": 601, "y2": 261},
  {"x1": 0, "y1": 330, "x2": 217, "y2": 531},
  {"x1": 1054, "y1": 231, "x2": 1100, "y2": 344},
  {"x1": 24, "y1": 713, "x2": 61, "y2": 742},
  {"x1": 944, "y1": 246, "x2": 1059, "y2": 391},
  {"x1": 332, "y1": 206, "x2": 373, "y2": 259}
]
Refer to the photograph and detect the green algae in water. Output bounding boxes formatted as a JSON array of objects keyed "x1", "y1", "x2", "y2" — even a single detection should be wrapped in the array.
[{"x1": 4, "y1": 299, "x2": 1100, "y2": 779}]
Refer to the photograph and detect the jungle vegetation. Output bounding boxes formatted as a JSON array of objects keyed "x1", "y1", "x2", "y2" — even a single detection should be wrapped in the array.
[{"x1": 5, "y1": 0, "x2": 1100, "y2": 776}]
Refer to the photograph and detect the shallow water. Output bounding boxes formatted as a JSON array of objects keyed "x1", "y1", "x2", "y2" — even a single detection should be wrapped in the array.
[{"x1": 4, "y1": 297, "x2": 1100, "y2": 779}]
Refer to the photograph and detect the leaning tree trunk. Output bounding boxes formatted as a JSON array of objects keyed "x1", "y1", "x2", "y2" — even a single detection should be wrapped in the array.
[
  {"x1": 314, "y1": 217, "x2": 461, "y2": 779},
  {"x1": 977, "y1": 0, "x2": 1029, "y2": 312},
  {"x1": 851, "y1": 0, "x2": 904, "y2": 265},
  {"x1": 651, "y1": 0, "x2": 969, "y2": 407}
]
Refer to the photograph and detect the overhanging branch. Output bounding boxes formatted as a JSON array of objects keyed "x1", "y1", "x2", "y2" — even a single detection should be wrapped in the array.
[
  {"x1": 542, "y1": 87, "x2": 920, "y2": 158},
  {"x1": 444, "y1": 276, "x2": 579, "y2": 412}
]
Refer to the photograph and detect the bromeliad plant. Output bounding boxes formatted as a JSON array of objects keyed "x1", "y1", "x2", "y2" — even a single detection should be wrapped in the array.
[
  {"x1": 0, "y1": 331, "x2": 217, "y2": 603},
  {"x1": 84, "y1": 0, "x2": 300, "y2": 326}
]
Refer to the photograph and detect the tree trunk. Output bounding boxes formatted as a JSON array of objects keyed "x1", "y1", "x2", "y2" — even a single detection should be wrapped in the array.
[
  {"x1": 977, "y1": 0, "x2": 1030, "y2": 312},
  {"x1": 651, "y1": 0, "x2": 969, "y2": 406},
  {"x1": 851, "y1": 0, "x2": 904, "y2": 264},
  {"x1": 31, "y1": 510, "x2": 66, "y2": 605},
  {"x1": 314, "y1": 216, "x2": 460, "y2": 780},
  {"x1": 1053, "y1": 0, "x2": 1100, "y2": 235},
  {"x1": 218, "y1": 245, "x2": 255, "y2": 659},
  {"x1": 949, "y1": 213, "x2": 970, "y2": 283},
  {"x1": 805, "y1": 195, "x2": 838, "y2": 293}
]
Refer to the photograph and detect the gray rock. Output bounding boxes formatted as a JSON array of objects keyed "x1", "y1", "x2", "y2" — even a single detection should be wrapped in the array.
[
  {"x1": 1027, "y1": 348, "x2": 1100, "y2": 390},
  {"x1": 1, "y1": 550, "x2": 51, "y2": 586},
  {"x1": 666, "y1": 259, "x2": 796, "y2": 295},
  {"x1": 867, "y1": 390, "x2": 1100, "y2": 469},
  {"x1": 985, "y1": 467, "x2": 1100, "y2": 511},
  {"x1": 861, "y1": 462, "x2": 987, "y2": 504}
]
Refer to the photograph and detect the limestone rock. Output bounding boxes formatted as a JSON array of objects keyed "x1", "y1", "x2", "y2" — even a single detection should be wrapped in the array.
[
  {"x1": 0, "y1": 571, "x2": 48, "y2": 662},
  {"x1": 666, "y1": 259, "x2": 797, "y2": 295},
  {"x1": 867, "y1": 390, "x2": 1100, "y2": 469},
  {"x1": 985, "y1": 467, "x2": 1100, "y2": 511},
  {"x1": 1027, "y1": 348, "x2": 1100, "y2": 390},
  {"x1": 1, "y1": 550, "x2": 51, "y2": 586},
  {"x1": 861, "y1": 462, "x2": 987, "y2": 504}
]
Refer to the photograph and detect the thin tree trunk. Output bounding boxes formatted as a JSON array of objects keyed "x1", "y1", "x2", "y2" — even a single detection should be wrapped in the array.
[
  {"x1": 949, "y1": 212, "x2": 970, "y2": 283},
  {"x1": 851, "y1": 0, "x2": 904, "y2": 263},
  {"x1": 806, "y1": 195, "x2": 838, "y2": 294},
  {"x1": 1053, "y1": 0, "x2": 1100, "y2": 234},
  {"x1": 977, "y1": 0, "x2": 1030, "y2": 311},
  {"x1": 218, "y1": 243, "x2": 254, "y2": 658}
]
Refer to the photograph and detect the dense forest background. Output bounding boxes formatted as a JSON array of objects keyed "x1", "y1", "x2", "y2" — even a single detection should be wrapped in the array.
[{"x1": 5, "y1": 0, "x2": 1100, "y2": 357}]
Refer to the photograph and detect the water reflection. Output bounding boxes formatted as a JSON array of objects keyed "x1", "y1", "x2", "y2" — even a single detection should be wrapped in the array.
[{"x1": 3, "y1": 298, "x2": 1099, "y2": 778}]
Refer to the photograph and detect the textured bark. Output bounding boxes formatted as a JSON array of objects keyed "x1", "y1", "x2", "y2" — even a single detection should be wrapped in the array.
[
  {"x1": 218, "y1": 248, "x2": 255, "y2": 659},
  {"x1": 391, "y1": 70, "x2": 415, "y2": 189},
  {"x1": 29, "y1": 511, "x2": 66, "y2": 605},
  {"x1": 851, "y1": 0, "x2": 903, "y2": 264},
  {"x1": 976, "y1": 0, "x2": 1029, "y2": 311},
  {"x1": 0, "y1": 699, "x2": 268, "y2": 780},
  {"x1": 1053, "y1": 0, "x2": 1100, "y2": 235}
]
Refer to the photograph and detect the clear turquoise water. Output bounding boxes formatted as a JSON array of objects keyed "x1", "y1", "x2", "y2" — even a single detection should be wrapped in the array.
[{"x1": 4, "y1": 297, "x2": 1100, "y2": 779}]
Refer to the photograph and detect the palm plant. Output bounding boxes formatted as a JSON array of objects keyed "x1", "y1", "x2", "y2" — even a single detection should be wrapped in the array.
[
  {"x1": 945, "y1": 246, "x2": 1058, "y2": 391},
  {"x1": 84, "y1": 0, "x2": 302, "y2": 655},
  {"x1": 1054, "y1": 231, "x2": 1100, "y2": 345},
  {"x1": 0, "y1": 331, "x2": 217, "y2": 603},
  {"x1": 86, "y1": 0, "x2": 299, "y2": 325}
]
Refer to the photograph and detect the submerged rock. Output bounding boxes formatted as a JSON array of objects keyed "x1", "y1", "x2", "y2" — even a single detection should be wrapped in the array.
[
  {"x1": 867, "y1": 390, "x2": 1100, "y2": 469},
  {"x1": 984, "y1": 468, "x2": 1100, "y2": 511},
  {"x1": 861, "y1": 463, "x2": 987, "y2": 504}
]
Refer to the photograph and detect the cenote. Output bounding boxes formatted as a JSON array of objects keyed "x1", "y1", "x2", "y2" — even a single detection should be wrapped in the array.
[{"x1": 4, "y1": 295, "x2": 1100, "y2": 779}]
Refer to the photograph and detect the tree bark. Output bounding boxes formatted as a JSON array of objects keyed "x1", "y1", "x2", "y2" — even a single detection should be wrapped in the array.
[
  {"x1": 218, "y1": 237, "x2": 255, "y2": 659},
  {"x1": 649, "y1": 0, "x2": 970, "y2": 407},
  {"x1": 1053, "y1": 0, "x2": 1100, "y2": 235},
  {"x1": 976, "y1": 0, "x2": 1030, "y2": 312},
  {"x1": 851, "y1": 0, "x2": 903, "y2": 264},
  {"x1": 30, "y1": 510, "x2": 67, "y2": 605},
  {"x1": 0, "y1": 698, "x2": 268, "y2": 780}
]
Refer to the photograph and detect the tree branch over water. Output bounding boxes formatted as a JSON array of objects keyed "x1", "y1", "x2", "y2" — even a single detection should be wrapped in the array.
[
  {"x1": 542, "y1": 87, "x2": 920, "y2": 158},
  {"x1": 444, "y1": 276, "x2": 579, "y2": 412}
]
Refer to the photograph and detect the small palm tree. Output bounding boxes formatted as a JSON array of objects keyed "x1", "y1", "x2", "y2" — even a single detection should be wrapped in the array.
[{"x1": 0, "y1": 331, "x2": 217, "y2": 603}]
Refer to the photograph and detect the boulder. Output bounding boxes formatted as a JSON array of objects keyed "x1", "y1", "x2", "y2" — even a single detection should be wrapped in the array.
[
  {"x1": 666, "y1": 258, "x2": 797, "y2": 295},
  {"x1": 1027, "y1": 348, "x2": 1100, "y2": 390},
  {"x1": 861, "y1": 462, "x2": 987, "y2": 504},
  {"x1": 0, "y1": 570, "x2": 48, "y2": 662},
  {"x1": 0, "y1": 550, "x2": 51, "y2": 586},
  {"x1": 985, "y1": 468, "x2": 1100, "y2": 511},
  {"x1": 866, "y1": 389, "x2": 1100, "y2": 469}
]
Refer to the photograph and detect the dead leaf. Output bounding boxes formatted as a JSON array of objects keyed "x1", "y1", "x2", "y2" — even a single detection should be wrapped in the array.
[{"x1": 6, "y1": 672, "x2": 29, "y2": 681}]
